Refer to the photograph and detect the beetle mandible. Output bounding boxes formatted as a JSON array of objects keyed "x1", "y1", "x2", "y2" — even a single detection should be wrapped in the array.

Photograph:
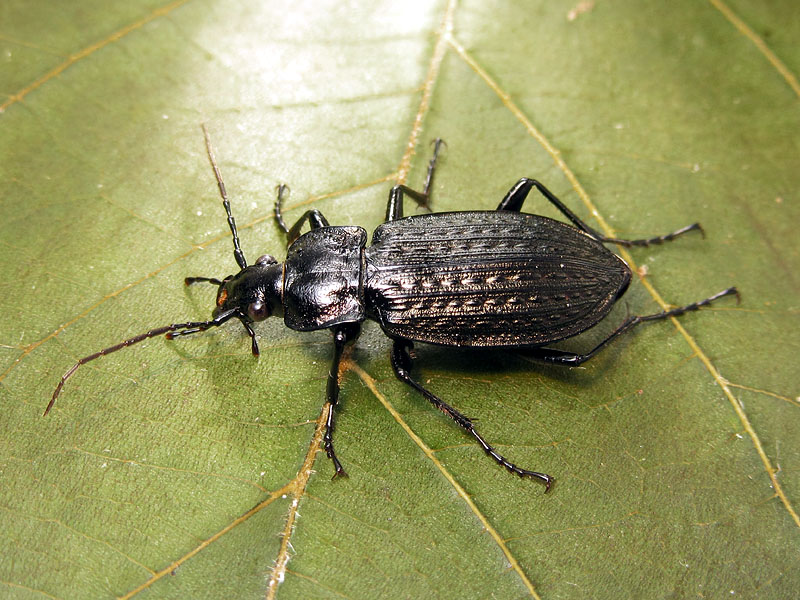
[{"x1": 46, "y1": 127, "x2": 738, "y2": 492}]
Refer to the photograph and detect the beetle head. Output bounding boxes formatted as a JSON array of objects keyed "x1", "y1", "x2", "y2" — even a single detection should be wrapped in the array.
[{"x1": 214, "y1": 254, "x2": 284, "y2": 323}]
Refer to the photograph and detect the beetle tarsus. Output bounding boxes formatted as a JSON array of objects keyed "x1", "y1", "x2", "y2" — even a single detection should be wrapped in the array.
[
  {"x1": 420, "y1": 138, "x2": 446, "y2": 209},
  {"x1": 324, "y1": 422, "x2": 348, "y2": 480},
  {"x1": 526, "y1": 287, "x2": 740, "y2": 367},
  {"x1": 384, "y1": 139, "x2": 445, "y2": 221},
  {"x1": 471, "y1": 422, "x2": 553, "y2": 492},
  {"x1": 391, "y1": 340, "x2": 553, "y2": 492},
  {"x1": 240, "y1": 320, "x2": 260, "y2": 356},
  {"x1": 327, "y1": 445, "x2": 348, "y2": 479},
  {"x1": 321, "y1": 324, "x2": 361, "y2": 478},
  {"x1": 497, "y1": 178, "x2": 707, "y2": 249},
  {"x1": 603, "y1": 221, "x2": 705, "y2": 247},
  {"x1": 273, "y1": 182, "x2": 331, "y2": 245}
]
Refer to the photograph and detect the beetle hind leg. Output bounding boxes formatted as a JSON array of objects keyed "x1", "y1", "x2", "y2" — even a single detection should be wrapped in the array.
[
  {"x1": 498, "y1": 178, "x2": 703, "y2": 247},
  {"x1": 390, "y1": 340, "x2": 553, "y2": 492},
  {"x1": 526, "y1": 287, "x2": 739, "y2": 366}
]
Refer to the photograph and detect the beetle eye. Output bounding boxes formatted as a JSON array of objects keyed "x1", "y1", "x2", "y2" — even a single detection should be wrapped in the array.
[
  {"x1": 256, "y1": 254, "x2": 277, "y2": 266},
  {"x1": 247, "y1": 300, "x2": 270, "y2": 321}
]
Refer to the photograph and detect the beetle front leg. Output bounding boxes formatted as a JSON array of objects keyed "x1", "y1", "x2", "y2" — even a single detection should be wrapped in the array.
[
  {"x1": 497, "y1": 178, "x2": 703, "y2": 247},
  {"x1": 323, "y1": 323, "x2": 361, "y2": 478},
  {"x1": 274, "y1": 185, "x2": 331, "y2": 245},
  {"x1": 286, "y1": 209, "x2": 330, "y2": 245},
  {"x1": 390, "y1": 340, "x2": 552, "y2": 491},
  {"x1": 184, "y1": 276, "x2": 224, "y2": 286}
]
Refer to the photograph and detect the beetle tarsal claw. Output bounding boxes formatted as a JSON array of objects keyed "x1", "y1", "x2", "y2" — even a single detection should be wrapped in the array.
[{"x1": 331, "y1": 466, "x2": 348, "y2": 480}]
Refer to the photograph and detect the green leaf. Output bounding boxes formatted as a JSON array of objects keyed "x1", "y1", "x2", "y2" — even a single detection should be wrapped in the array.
[{"x1": 2, "y1": 0, "x2": 799, "y2": 598}]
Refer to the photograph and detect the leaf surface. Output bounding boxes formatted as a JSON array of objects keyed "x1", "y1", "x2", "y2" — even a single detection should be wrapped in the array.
[{"x1": 1, "y1": 0, "x2": 798, "y2": 598}]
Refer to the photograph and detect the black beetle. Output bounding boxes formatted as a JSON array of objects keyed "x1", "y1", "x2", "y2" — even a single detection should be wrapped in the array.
[{"x1": 46, "y1": 129, "x2": 737, "y2": 492}]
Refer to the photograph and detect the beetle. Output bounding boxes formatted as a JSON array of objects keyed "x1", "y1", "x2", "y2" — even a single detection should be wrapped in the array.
[{"x1": 46, "y1": 127, "x2": 738, "y2": 492}]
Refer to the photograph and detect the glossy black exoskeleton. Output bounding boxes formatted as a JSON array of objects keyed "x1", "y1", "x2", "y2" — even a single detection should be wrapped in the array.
[{"x1": 46, "y1": 129, "x2": 738, "y2": 492}]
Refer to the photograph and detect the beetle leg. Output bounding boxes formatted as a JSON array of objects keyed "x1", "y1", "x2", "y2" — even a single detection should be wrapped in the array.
[
  {"x1": 526, "y1": 287, "x2": 739, "y2": 366},
  {"x1": 385, "y1": 186, "x2": 427, "y2": 221},
  {"x1": 596, "y1": 223, "x2": 705, "y2": 248},
  {"x1": 323, "y1": 323, "x2": 361, "y2": 478},
  {"x1": 184, "y1": 276, "x2": 224, "y2": 286},
  {"x1": 240, "y1": 320, "x2": 260, "y2": 356},
  {"x1": 385, "y1": 139, "x2": 445, "y2": 221},
  {"x1": 272, "y1": 182, "x2": 332, "y2": 244},
  {"x1": 285, "y1": 209, "x2": 330, "y2": 245},
  {"x1": 497, "y1": 178, "x2": 703, "y2": 247},
  {"x1": 390, "y1": 340, "x2": 553, "y2": 492},
  {"x1": 273, "y1": 184, "x2": 291, "y2": 235}
]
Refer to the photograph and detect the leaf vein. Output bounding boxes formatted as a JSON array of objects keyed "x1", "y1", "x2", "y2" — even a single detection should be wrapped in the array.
[
  {"x1": 0, "y1": 0, "x2": 193, "y2": 114},
  {"x1": 396, "y1": 0, "x2": 457, "y2": 184},
  {"x1": 447, "y1": 33, "x2": 800, "y2": 529},
  {"x1": 0, "y1": 175, "x2": 396, "y2": 389},
  {"x1": 349, "y1": 362, "x2": 542, "y2": 600},
  {"x1": 708, "y1": 0, "x2": 800, "y2": 98}
]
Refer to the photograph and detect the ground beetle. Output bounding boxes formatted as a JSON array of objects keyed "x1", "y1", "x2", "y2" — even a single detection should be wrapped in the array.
[{"x1": 46, "y1": 127, "x2": 738, "y2": 492}]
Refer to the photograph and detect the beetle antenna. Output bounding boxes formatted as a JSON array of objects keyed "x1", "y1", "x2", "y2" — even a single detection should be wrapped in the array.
[
  {"x1": 274, "y1": 184, "x2": 291, "y2": 235},
  {"x1": 202, "y1": 124, "x2": 247, "y2": 270},
  {"x1": 45, "y1": 309, "x2": 237, "y2": 416}
]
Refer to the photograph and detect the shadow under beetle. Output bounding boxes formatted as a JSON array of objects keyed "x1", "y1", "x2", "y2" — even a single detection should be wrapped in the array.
[{"x1": 46, "y1": 127, "x2": 738, "y2": 492}]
